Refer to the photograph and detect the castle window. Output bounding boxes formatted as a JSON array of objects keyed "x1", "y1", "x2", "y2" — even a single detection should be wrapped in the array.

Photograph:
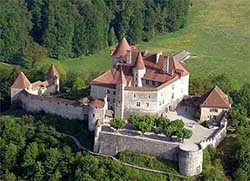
[
  {"x1": 107, "y1": 97, "x2": 110, "y2": 102},
  {"x1": 93, "y1": 114, "x2": 95, "y2": 117},
  {"x1": 146, "y1": 80, "x2": 149, "y2": 84},
  {"x1": 172, "y1": 84, "x2": 174, "y2": 90},
  {"x1": 113, "y1": 91, "x2": 116, "y2": 95},
  {"x1": 134, "y1": 94, "x2": 136, "y2": 98},
  {"x1": 113, "y1": 98, "x2": 115, "y2": 103},
  {"x1": 146, "y1": 103, "x2": 149, "y2": 107},
  {"x1": 137, "y1": 102, "x2": 140, "y2": 107},
  {"x1": 172, "y1": 93, "x2": 174, "y2": 99},
  {"x1": 152, "y1": 81, "x2": 155, "y2": 86},
  {"x1": 148, "y1": 95, "x2": 150, "y2": 98},
  {"x1": 107, "y1": 89, "x2": 110, "y2": 94}
]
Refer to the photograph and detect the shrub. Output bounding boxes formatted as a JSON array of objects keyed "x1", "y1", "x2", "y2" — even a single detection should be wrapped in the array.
[
  {"x1": 155, "y1": 117, "x2": 171, "y2": 128},
  {"x1": 110, "y1": 118, "x2": 125, "y2": 129}
]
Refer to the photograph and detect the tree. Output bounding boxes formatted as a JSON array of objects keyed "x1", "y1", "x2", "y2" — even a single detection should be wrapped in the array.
[
  {"x1": 234, "y1": 83, "x2": 250, "y2": 117},
  {"x1": 2, "y1": 143, "x2": 18, "y2": 169},
  {"x1": 22, "y1": 142, "x2": 39, "y2": 167},
  {"x1": 0, "y1": 0, "x2": 31, "y2": 62},
  {"x1": 110, "y1": 118, "x2": 125, "y2": 129},
  {"x1": 230, "y1": 104, "x2": 247, "y2": 129}
]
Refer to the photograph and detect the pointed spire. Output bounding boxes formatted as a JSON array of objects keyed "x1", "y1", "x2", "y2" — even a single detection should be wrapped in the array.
[
  {"x1": 135, "y1": 52, "x2": 145, "y2": 70},
  {"x1": 11, "y1": 72, "x2": 31, "y2": 89},
  {"x1": 112, "y1": 37, "x2": 131, "y2": 57},
  {"x1": 47, "y1": 64, "x2": 59, "y2": 79}
]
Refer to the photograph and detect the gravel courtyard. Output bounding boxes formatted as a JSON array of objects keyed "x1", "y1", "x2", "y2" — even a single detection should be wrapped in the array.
[{"x1": 166, "y1": 111, "x2": 216, "y2": 144}]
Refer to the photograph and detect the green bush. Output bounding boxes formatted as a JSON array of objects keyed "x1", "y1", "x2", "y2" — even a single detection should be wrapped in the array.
[
  {"x1": 118, "y1": 151, "x2": 179, "y2": 174},
  {"x1": 110, "y1": 118, "x2": 125, "y2": 129}
]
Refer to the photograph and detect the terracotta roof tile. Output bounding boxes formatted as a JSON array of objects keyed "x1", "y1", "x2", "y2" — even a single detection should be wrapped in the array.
[
  {"x1": 135, "y1": 53, "x2": 145, "y2": 70},
  {"x1": 79, "y1": 96, "x2": 105, "y2": 108},
  {"x1": 11, "y1": 72, "x2": 31, "y2": 89},
  {"x1": 31, "y1": 81, "x2": 49, "y2": 89},
  {"x1": 47, "y1": 64, "x2": 59, "y2": 79},
  {"x1": 199, "y1": 86, "x2": 230, "y2": 108},
  {"x1": 112, "y1": 37, "x2": 131, "y2": 57}
]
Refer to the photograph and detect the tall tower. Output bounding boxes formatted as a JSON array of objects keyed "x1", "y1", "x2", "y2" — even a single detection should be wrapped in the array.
[
  {"x1": 111, "y1": 37, "x2": 131, "y2": 66},
  {"x1": 47, "y1": 64, "x2": 60, "y2": 93},
  {"x1": 114, "y1": 66, "x2": 126, "y2": 119},
  {"x1": 133, "y1": 52, "x2": 146, "y2": 87}
]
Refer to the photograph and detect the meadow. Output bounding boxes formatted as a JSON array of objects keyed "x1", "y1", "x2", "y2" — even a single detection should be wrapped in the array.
[{"x1": 39, "y1": 0, "x2": 250, "y2": 87}]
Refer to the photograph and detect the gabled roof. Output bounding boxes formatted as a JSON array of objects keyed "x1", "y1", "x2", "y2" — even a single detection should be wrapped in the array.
[
  {"x1": 199, "y1": 86, "x2": 230, "y2": 108},
  {"x1": 11, "y1": 72, "x2": 31, "y2": 89},
  {"x1": 47, "y1": 64, "x2": 59, "y2": 79},
  {"x1": 112, "y1": 37, "x2": 131, "y2": 57},
  {"x1": 135, "y1": 53, "x2": 145, "y2": 70}
]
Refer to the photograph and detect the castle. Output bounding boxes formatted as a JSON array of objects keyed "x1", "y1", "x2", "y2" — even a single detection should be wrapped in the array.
[{"x1": 11, "y1": 37, "x2": 231, "y2": 176}]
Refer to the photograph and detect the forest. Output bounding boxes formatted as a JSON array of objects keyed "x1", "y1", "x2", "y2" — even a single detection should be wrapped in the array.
[{"x1": 0, "y1": 0, "x2": 190, "y2": 65}]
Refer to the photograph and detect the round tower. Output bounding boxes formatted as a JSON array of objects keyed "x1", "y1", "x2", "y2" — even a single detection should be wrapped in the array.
[{"x1": 178, "y1": 143, "x2": 203, "y2": 176}]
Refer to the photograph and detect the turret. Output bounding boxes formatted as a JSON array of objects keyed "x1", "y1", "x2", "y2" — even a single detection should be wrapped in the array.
[
  {"x1": 114, "y1": 66, "x2": 126, "y2": 119},
  {"x1": 11, "y1": 72, "x2": 31, "y2": 102},
  {"x1": 133, "y1": 53, "x2": 146, "y2": 87},
  {"x1": 47, "y1": 64, "x2": 60, "y2": 92},
  {"x1": 112, "y1": 37, "x2": 131, "y2": 66}
]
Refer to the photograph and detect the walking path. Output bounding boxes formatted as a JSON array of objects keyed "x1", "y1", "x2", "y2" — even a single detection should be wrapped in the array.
[{"x1": 65, "y1": 134, "x2": 187, "y2": 178}]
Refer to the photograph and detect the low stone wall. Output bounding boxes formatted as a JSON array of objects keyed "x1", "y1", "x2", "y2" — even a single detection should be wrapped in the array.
[{"x1": 200, "y1": 117, "x2": 227, "y2": 149}]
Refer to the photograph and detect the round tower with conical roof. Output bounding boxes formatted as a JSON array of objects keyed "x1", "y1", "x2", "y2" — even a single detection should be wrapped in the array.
[
  {"x1": 111, "y1": 37, "x2": 131, "y2": 66},
  {"x1": 47, "y1": 64, "x2": 60, "y2": 93},
  {"x1": 133, "y1": 52, "x2": 146, "y2": 87}
]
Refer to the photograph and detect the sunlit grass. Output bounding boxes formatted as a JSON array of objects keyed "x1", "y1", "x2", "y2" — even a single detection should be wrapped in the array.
[{"x1": 39, "y1": 0, "x2": 250, "y2": 87}]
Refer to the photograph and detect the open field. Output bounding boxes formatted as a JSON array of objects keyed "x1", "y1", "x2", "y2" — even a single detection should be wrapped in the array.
[{"x1": 39, "y1": 0, "x2": 250, "y2": 87}]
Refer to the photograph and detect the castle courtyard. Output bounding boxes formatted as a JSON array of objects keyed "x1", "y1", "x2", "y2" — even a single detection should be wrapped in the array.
[{"x1": 166, "y1": 110, "x2": 216, "y2": 144}]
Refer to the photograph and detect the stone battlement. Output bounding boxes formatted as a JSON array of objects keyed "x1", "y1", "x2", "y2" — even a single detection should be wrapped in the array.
[{"x1": 94, "y1": 124, "x2": 203, "y2": 176}]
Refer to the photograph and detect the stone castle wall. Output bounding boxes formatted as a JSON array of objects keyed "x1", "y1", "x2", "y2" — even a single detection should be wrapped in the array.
[
  {"x1": 94, "y1": 126, "x2": 203, "y2": 176},
  {"x1": 18, "y1": 91, "x2": 88, "y2": 121},
  {"x1": 94, "y1": 129, "x2": 181, "y2": 161}
]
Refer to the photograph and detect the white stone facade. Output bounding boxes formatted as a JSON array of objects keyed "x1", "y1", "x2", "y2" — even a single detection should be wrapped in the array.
[{"x1": 200, "y1": 107, "x2": 229, "y2": 122}]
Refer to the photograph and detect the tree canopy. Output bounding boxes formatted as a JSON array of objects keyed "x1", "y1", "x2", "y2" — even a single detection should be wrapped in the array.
[{"x1": 0, "y1": 0, "x2": 190, "y2": 63}]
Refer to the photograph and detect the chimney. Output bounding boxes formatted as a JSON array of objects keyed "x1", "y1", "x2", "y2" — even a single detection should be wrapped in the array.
[
  {"x1": 126, "y1": 50, "x2": 132, "y2": 64},
  {"x1": 156, "y1": 52, "x2": 162, "y2": 64},
  {"x1": 162, "y1": 57, "x2": 169, "y2": 74}
]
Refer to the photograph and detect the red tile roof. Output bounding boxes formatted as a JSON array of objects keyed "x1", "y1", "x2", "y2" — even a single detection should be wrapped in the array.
[
  {"x1": 11, "y1": 72, "x2": 31, "y2": 89},
  {"x1": 112, "y1": 37, "x2": 131, "y2": 57},
  {"x1": 135, "y1": 53, "x2": 145, "y2": 70},
  {"x1": 31, "y1": 81, "x2": 49, "y2": 89},
  {"x1": 47, "y1": 64, "x2": 59, "y2": 79},
  {"x1": 79, "y1": 96, "x2": 105, "y2": 108},
  {"x1": 91, "y1": 38, "x2": 189, "y2": 89},
  {"x1": 199, "y1": 86, "x2": 230, "y2": 108}
]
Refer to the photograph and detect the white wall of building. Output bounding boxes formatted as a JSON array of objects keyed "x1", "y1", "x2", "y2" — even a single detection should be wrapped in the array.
[{"x1": 200, "y1": 107, "x2": 228, "y2": 122}]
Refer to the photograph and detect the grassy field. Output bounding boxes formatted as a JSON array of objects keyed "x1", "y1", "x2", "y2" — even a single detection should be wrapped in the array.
[
  {"x1": 117, "y1": 151, "x2": 180, "y2": 174},
  {"x1": 39, "y1": 0, "x2": 249, "y2": 87}
]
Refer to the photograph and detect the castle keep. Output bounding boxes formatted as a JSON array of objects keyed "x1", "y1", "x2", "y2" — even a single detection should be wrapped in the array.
[{"x1": 11, "y1": 37, "x2": 231, "y2": 176}]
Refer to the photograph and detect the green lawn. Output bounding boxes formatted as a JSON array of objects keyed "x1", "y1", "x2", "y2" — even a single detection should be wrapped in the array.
[
  {"x1": 117, "y1": 151, "x2": 180, "y2": 174},
  {"x1": 39, "y1": 0, "x2": 250, "y2": 87}
]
